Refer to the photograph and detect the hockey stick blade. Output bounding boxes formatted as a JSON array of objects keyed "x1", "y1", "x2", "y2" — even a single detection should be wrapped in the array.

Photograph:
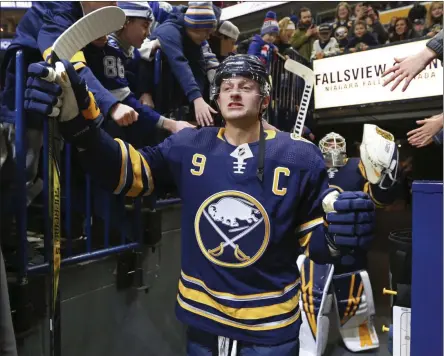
[
  {"x1": 52, "y1": 6, "x2": 126, "y2": 61},
  {"x1": 284, "y1": 59, "x2": 314, "y2": 86},
  {"x1": 283, "y1": 59, "x2": 315, "y2": 137}
]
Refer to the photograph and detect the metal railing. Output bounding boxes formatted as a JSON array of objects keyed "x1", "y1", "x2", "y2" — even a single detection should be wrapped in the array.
[
  {"x1": 268, "y1": 48, "x2": 313, "y2": 132},
  {"x1": 9, "y1": 51, "x2": 146, "y2": 279}
]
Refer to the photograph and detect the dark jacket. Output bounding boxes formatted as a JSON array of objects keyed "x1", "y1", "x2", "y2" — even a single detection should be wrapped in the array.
[
  {"x1": 0, "y1": 2, "x2": 117, "y2": 124},
  {"x1": 247, "y1": 34, "x2": 276, "y2": 66},
  {"x1": 346, "y1": 32, "x2": 378, "y2": 51},
  {"x1": 151, "y1": 13, "x2": 206, "y2": 103}
]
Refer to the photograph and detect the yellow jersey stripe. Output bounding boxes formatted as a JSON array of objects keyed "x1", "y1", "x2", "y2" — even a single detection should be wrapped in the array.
[
  {"x1": 217, "y1": 128, "x2": 276, "y2": 142},
  {"x1": 114, "y1": 139, "x2": 128, "y2": 194},
  {"x1": 141, "y1": 154, "x2": 154, "y2": 196},
  {"x1": 295, "y1": 217, "x2": 324, "y2": 234},
  {"x1": 181, "y1": 271, "x2": 300, "y2": 301},
  {"x1": 179, "y1": 280, "x2": 299, "y2": 320},
  {"x1": 73, "y1": 62, "x2": 86, "y2": 71},
  {"x1": 127, "y1": 145, "x2": 144, "y2": 197},
  {"x1": 298, "y1": 231, "x2": 312, "y2": 247},
  {"x1": 177, "y1": 295, "x2": 301, "y2": 331},
  {"x1": 43, "y1": 47, "x2": 86, "y2": 64}
]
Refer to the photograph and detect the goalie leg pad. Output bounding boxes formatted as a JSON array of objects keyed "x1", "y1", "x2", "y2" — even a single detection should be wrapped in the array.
[
  {"x1": 333, "y1": 270, "x2": 379, "y2": 352},
  {"x1": 297, "y1": 255, "x2": 334, "y2": 356}
]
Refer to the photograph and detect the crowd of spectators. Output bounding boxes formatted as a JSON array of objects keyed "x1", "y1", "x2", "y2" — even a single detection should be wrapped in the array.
[{"x1": 249, "y1": 1, "x2": 443, "y2": 63}]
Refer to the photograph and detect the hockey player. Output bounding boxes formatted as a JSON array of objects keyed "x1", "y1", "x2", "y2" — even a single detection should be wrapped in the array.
[
  {"x1": 24, "y1": 54, "x2": 376, "y2": 356},
  {"x1": 298, "y1": 130, "x2": 399, "y2": 355},
  {"x1": 84, "y1": 1, "x2": 194, "y2": 148}
]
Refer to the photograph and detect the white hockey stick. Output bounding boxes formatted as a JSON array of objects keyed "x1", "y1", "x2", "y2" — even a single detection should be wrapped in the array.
[
  {"x1": 280, "y1": 55, "x2": 315, "y2": 137},
  {"x1": 51, "y1": 6, "x2": 126, "y2": 61},
  {"x1": 46, "y1": 6, "x2": 125, "y2": 356}
]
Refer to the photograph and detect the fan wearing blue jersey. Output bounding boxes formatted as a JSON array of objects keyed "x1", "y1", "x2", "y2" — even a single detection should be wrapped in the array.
[
  {"x1": 84, "y1": 2, "x2": 194, "y2": 147},
  {"x1": 24, "y1": 55, "x2": 376, "y2": 356},
  {"x1": 297, "y1": 131, "x2": 400, "y2": 355}
]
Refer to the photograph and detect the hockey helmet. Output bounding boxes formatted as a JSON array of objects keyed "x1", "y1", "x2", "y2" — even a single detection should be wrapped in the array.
[
  {"x1": 319, "y1": 132, "x2": 347, "y2": 167},
  {"x1": 210, "y1": 54, "x2": 271, "y2": 101}
]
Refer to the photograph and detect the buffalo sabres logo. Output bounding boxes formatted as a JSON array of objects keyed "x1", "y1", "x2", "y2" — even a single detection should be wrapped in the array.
[{"x1": 195, "y1": 191, "x2": 270, "y2": 268}]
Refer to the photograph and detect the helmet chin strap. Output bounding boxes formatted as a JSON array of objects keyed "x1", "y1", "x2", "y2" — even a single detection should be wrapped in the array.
[{"x1": 256, "y1": 98, "x2": 266, "y2": 183}]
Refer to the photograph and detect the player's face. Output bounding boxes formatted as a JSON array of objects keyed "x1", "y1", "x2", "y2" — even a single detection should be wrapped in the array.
[
  {"x1": 217, "y1": 77, "x2": 268, "y2": 122},
  {"x1": 186, "y1": 28, "x2": 214, "y2": 45},
  {"x1": 124, "y1": 18, "x2": 151, "y2": 48}
]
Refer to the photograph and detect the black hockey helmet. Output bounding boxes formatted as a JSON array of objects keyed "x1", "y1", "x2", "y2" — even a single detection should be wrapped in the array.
[{"x1": 210, "y1": 54, "x2": 271, "y2": 101}]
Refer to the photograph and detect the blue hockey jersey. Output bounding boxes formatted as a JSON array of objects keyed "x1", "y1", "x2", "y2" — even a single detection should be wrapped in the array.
[
  {"x1": 327, "y1": 157, "x2": 396, "y2": 207},
  {"x1": 84, "y1": 37, "x2": 139, "y2": 102},
  {"x1": 83, "y1": 36, "x2": 162, "y2": 141},
  {"x1": 61, "y1": 120, "x2": 335, "y2": 345},
  {"x1": 0, "y1": 2, "x2": 117, "y2": 120}
]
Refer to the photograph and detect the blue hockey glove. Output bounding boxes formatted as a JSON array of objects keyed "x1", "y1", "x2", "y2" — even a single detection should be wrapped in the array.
[
  {"x1": 25, "y1": 60, "x2": 99, "y2": 122},
  {"x1": 25, "y1": 62, "x2": 63, "y2": 118},
  {"x1": 323, "y1": 191, "x2": 376, "y2": 251}
]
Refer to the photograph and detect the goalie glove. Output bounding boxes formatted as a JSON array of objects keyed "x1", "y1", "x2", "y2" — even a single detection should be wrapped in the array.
[
  {"x1": 360, "y1": 124, "x2": 399, "y2": 189},
  {"x1": 322, "y1": 189, "x2": 376, "y2": 255}
]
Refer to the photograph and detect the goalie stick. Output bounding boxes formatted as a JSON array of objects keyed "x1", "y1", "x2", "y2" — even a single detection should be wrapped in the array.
[
  {"x1": 47, "y1": 7, "x2": 125, "y2": 356},
  {"x1": 277, "y1": 52, "x2": 315, "y2": 137}
]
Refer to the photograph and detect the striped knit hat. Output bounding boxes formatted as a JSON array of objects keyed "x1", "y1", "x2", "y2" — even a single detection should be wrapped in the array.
[
  {"x1": 261, "y1": 11, "x2": 279, "y2": 35},
  {"x1": 117, "y1": 1, "x2": 154, "y2": 21},
  {"x1": 184, "y1": 2, "x2": 217, "y2": 30}
]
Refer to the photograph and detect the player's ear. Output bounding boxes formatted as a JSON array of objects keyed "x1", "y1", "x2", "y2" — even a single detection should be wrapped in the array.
[{"x1": 261, "y1": 95, "x2": 270, "y2": 110}]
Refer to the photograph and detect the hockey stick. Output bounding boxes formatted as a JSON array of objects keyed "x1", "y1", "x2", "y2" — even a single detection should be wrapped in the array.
[
  {"x1": 47, "y1": 7, "x2": 125, "y2": 356},
  {"x1": 276, "y1": 52, "x2": 315, "y2": 137}
]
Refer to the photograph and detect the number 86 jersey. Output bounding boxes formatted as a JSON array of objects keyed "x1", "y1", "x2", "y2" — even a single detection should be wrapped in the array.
[{"x1": 83, "y1": 36, "x2": 138, "y2": 102}]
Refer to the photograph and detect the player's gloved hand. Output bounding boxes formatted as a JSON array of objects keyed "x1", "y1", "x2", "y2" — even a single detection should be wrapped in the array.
[
  {"x1": 25, "y1": 62, "x2": 63, "y2": 119},
  {"x1": 25, "y1": 60, "x2": 99, "y2": 122},
  {"x1": 322, "y1": 190, "x2": 375, "y2": 253},
  {"x1": 360, "y1": 124, "x2": 398, "y2": 189}
]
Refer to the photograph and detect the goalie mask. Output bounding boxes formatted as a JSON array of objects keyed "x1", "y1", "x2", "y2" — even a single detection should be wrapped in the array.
[
  {"x1": 360, "y1": 124, "x2": 399, "y2": 190},
  {"x1": 319, "y1": 132, "x2": 347, "y2": 167}
]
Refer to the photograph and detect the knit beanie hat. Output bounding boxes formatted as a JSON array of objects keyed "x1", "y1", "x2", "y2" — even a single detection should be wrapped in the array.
[
  {"x1": 261, "y1": 11, "x2": 279, "y2": 36},
  {"x1": 290, "y1": 15, "x2": 299, "y2": 25},
  {"x1": 218, "y1": 20, "x2": 240, "y2": 41},
  {"x1": 184, "y1": 2, "x2": 217, "y2": 30},
  {"x1": 117, "y1": 1, "x2": 154, "y2": 21}
]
